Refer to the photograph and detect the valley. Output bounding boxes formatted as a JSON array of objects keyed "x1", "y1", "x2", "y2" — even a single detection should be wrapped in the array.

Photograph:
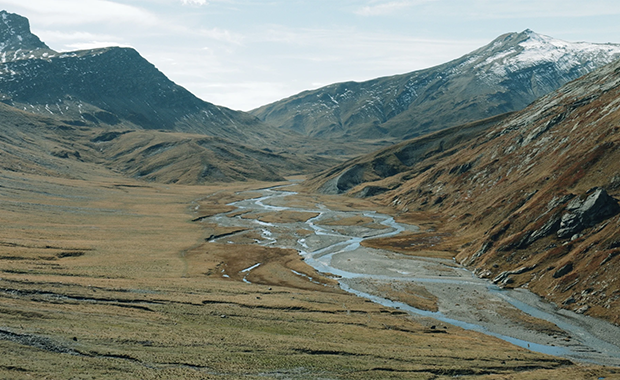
[
  {"x1": 0, "y1": 171, "x2": 616, "y2": 379},
  {"x1": 307, "y1": 54, "x2": 620, "y2": 328},
  {"x1": 1, "y1": 8, "x2": 620, "y2": 379}
]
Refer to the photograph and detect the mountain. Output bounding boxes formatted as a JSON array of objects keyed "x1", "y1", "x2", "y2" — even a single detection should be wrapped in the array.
[
  {"x1": 305, "y1": 112, "x2": 513, "y2": 195},
  {"x1": 0, "y1": 10, "x2": 341, "y2": 182},
  {"x1": 306, "y1": 58, "x2": 620, "y2": 324},
  {"x1": 90, "y1": 129, "x2": 326, "y2": 183},
  {"x1": 0, "y1": 10, "x2": 298, "y2": 150},
  {"x1": 252, "y1": 30, "x2": 620, "y2": 144}
]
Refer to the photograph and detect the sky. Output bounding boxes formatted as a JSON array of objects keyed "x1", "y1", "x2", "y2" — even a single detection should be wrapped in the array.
[{"x1": 1, "y1": 1, "x2": 619, "y2": 111}]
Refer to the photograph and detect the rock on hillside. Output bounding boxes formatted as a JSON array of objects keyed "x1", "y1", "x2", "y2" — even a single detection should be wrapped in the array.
[
  {"x1": 253, "y1": 30, "x2": 620, "y2": 144},
  {"x1": 306, "y1": 58, "x2": 620, "y2": 324}
]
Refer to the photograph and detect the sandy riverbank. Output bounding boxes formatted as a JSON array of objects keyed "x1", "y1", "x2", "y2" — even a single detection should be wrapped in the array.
[{"x1": 332, "y1": 247, "x2": 620, "y2": 366}]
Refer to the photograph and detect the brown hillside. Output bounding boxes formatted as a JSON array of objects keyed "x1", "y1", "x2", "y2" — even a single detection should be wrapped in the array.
[
  {"x1": 307, "y1": 58, "x2": 620, "y2": 325},
  {"x1": 0, "y1": 102, "x2": 333, "y2": 183}
]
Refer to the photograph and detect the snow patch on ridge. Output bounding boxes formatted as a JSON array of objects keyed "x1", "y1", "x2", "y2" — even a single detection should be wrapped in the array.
[{"x1": 477, "y1": 31, "x2": 620, "y2": 82}]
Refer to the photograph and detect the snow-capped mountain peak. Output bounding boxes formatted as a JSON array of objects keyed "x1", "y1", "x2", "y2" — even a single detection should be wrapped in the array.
[{"x1": 471, "y1": 29, "x2": 620, "y2": 84}]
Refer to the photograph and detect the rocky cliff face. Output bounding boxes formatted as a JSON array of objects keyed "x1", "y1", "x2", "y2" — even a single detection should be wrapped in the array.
[
  {"x1": 253, "y1": 30, "x2": 620, "y2": 145},
  {"x1": 0, "y1": 10, "x2": 49, "y2": 54},
  {"x1": 306, "y1": 58, "x2": 620, "y2": 324}
]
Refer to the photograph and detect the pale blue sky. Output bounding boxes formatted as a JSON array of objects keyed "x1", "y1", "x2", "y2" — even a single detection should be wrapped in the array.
[{"x1": 1, "y1": 0, "x2": 619, "y2": 110}]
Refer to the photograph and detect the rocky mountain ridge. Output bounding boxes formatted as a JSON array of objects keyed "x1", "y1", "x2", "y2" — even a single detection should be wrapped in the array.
[
  {"x1": 253, "y1": 30, "x2": 620, "y2": 145},
  {"x1": 0, "y1": 10, "x2": 49, "y2": 54},
  {"x1": 306, "y1": 58, "x2": 620, "y2": 324},
  {"x1": 0, "y1": 10, "x2": 302, "y2": 151}
]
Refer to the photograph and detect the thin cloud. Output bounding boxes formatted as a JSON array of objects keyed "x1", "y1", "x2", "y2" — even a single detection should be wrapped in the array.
[
  {"x1": 180, "y1": 0, "x2": 208, "y2": 5},
  {"x1": 0, "y1": 0, "x2": 159, "y2": 26},
  {"x1": 65, "y1": 41, "x2": 134, "y2": 50},
  {"x1": 246, "y1": 25, "x2": 484, "y2": 81},
  {"x1": 39, "y1": 30, "x2": 120, "y2": 42},
  {"x1": 198, "y1": 27, "x2": 244, "y2": 45},
  {"x1": 446, "y1": 0, "x2": 620, "y2": 19},
  {"x1": 353, "y1": 0, "x2": 620, "y2": 18},
  {"x1": 355, "y1": 0, "x2": 436, "y2": 16},
  {"x1": 36, "y1": 30, "x2": 131, "y2": 51},
  {"x1": 189, "y1": 81, "x2": 291, "y2": 110}
]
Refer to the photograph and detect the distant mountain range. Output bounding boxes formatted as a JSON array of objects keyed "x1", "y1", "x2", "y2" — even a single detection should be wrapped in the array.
[
  {"x1": 1, "y1": 9, "x2": 620, "y2": 185},
  {"x1": 252, "y1": 30, "x2": 620, "y2": 143},
  {"x1": 0, "y1": 10, "x2": 338, "y2": 182},
  {"x1": 0, "y1": 100, "x2": 331, "y2": 183},
  {"x1": 306, "y1": 57, "x2": 620, "y2": 324}
]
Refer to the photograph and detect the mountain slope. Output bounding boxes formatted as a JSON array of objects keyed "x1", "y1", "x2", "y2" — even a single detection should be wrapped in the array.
[
  {"x1": 91, "y1": 129, "x2": 326, "y2": 183},
  {"x1": 0, "y1": 101, "x2": 327, "y2": 183},
  {"x1": 306, "y1": 112, "x2": 513, "y2": 195},
  {"x1": 253, "y1": 30, "x2": 620, "y2": 143},
  {"x1": 306, "y1": 58, "x2": 620, "y2": 324}
]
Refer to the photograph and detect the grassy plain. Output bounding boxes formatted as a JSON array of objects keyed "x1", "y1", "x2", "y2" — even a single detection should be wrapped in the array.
[{"x1": 0, "y1": 170, "x2": 617, "y2": 379}]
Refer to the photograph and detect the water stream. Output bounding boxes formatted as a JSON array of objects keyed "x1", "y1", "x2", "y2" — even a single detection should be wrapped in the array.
[{"x1": 204, "y1": 185, "x2": 620, "y2": 366}]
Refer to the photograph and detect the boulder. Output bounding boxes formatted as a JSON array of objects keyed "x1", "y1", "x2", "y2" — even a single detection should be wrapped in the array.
[
  {"x1": 525, "y1": 213, "x2": 561, "y2": 246},
  {"x1": 562, "y1": 296, "x2": 576, "y2": 305},
  {"x1": 557, "y1": 188, "x2": 620, "y2": 238},
  {"x1": 575, "y1": 305, "x2": 590, "y2": 314},
  {"x1": 492, "y1": 265, "x2": 537, "y2": 284},
  {"x1": 553, "y1": 262, "x2": 573, "y2": 278}
]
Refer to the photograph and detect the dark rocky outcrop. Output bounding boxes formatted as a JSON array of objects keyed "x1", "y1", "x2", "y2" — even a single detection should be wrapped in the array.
[
  {"x1": 553, "y1": 262, "x2": 574, "y2": 279},
  {"x1": 524, "y1": 213, "x2": 562, "y2": 246},
  {"x1": 493, "y1": 265, "x2": 537, "y2": 286},
  {"x1": 556, "y1": 189, "x2": 620, "y2": 239}
]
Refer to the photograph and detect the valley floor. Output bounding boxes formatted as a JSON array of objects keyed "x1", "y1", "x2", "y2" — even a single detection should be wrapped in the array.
[{"x1": 0, "y1": 170, "x2": 617, "y2": 379}]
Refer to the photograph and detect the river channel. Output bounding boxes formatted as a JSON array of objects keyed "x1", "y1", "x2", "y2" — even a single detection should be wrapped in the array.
[{"x1": 204, "y1": 185, "x2": 620, "y2": 367}]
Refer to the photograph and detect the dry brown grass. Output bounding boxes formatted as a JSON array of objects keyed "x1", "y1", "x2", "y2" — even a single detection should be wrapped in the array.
[{"x1": 362, "y1": 231, "x2": 458, "y2": 260}]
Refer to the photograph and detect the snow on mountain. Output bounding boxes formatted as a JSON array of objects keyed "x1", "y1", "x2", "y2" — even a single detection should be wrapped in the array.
[{"x1": 474, "y1": 29, "x2": 620, "y2": 82}]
